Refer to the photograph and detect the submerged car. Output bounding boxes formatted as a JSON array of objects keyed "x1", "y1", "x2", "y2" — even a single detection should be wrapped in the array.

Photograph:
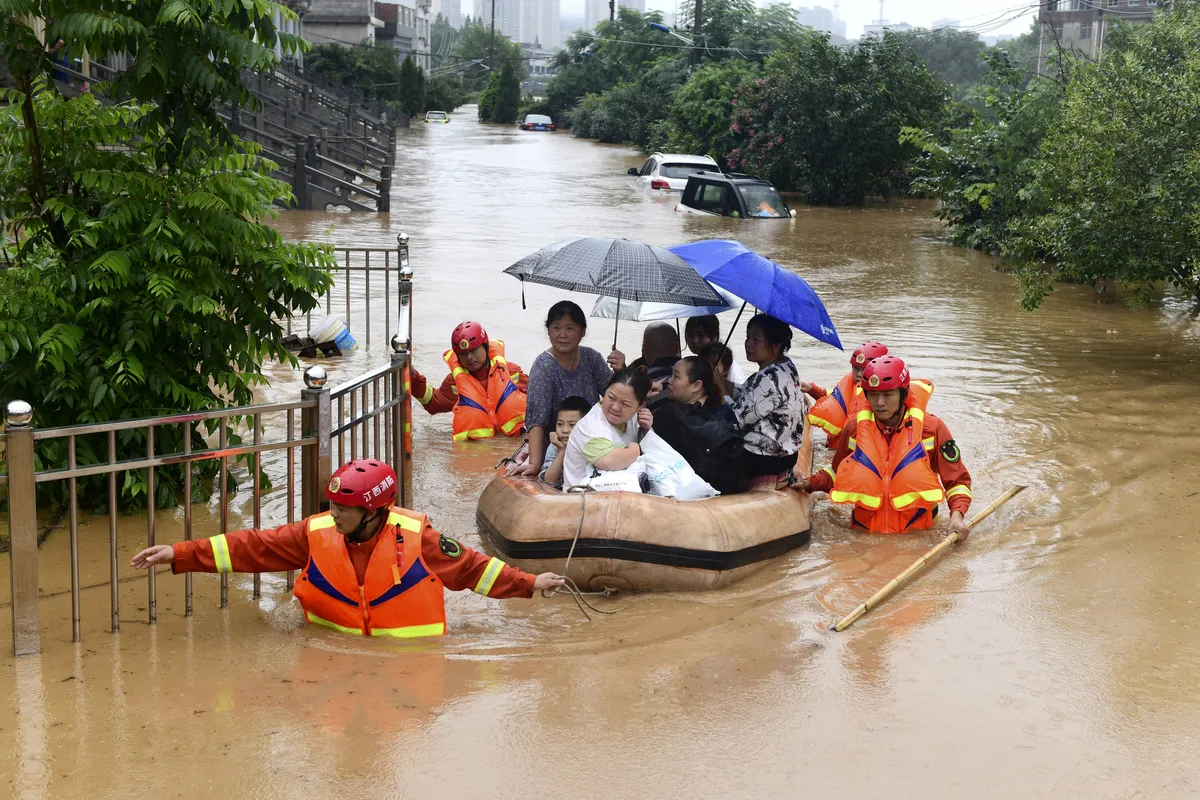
[
  {"x1": 519, "y1": 114, "x2": 555, "y2": 131},
  {"x1": 425, "y1": 111, "x2": 450, "y2": 123},
  {"x1": 676, "y1": 172, "x2": 796, "y2": 219},
  {"x1": 627, "y1": 153, "x2": 719, "y2": 192}
]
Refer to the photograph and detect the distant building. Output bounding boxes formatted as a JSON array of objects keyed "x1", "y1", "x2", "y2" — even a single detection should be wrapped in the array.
[
  {"x1": 519, "y1": 0, "x2": 560, "y2": 48},
  {"x1": 1037, "y1": 0, "x2": 1157, "y2": 63},
  {"x1": 376, "y1": 0, "x2": 432, "y2": 69},
  {"x1": 475, "y1": 0, "x2": 520, "y2": 39},
  {"x1": 437, "y1": 0, "x2": 463, "y2": 29},
  {"x1": 305, "y1": 0, "x2": 384, "y2": 46},
  {"x1": 863, "y1": 20, "x2": 911, "y2": 36},
  {"x1": 932, "y1": 17, "x2": 959, "y2": 30},
  {"x1": 622, "y1": 0, "x2": 645, "y2": 11},
  {"x1": 793, "y1": 5, "x2": 847, "y2": 39}
]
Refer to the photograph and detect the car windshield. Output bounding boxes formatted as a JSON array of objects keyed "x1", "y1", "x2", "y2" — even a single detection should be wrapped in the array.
[
  {"x1": 739, "y1": 184, "x2": 787, "y2": 218},
  {"x1": 525, "y1": 115, "x2": 552, "y2": 124},
  {"x1": 427, "y1": 112, "x2": 446, "y2": 119},
  {"x1": 661, "y1": 163, "x2": 714, "y2": 180}
]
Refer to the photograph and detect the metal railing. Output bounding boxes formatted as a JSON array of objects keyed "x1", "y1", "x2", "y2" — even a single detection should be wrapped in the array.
[
  {"x1": 286, "y1": 235, "x2": 411, "y2": 349},
  {"x1": 1, "y1": 257, "x2": 416, "y2": 657}
]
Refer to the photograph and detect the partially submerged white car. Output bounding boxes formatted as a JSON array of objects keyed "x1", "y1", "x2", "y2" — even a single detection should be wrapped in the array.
[{"x1": 627, "y1": 153, "x2": 720, "y2": 192}]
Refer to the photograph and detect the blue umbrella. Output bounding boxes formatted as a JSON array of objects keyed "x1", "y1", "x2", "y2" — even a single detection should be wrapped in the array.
[{"x1": 668, "y1": 239, "x2": 843, "y2": 350}]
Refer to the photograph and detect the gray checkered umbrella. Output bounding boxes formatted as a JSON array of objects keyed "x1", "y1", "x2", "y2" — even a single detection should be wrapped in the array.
[{"x1": 504, "y1": 237, "x2": 725, "y2": 308}]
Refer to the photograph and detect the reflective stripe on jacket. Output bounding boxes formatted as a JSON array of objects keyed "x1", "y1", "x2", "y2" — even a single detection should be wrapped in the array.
[
  {"x1": 292, "y1": 508, "x2": 448, "y2": 638},
  {"x1": 807, "y1": 371, "x2": 862, "y2": 446},
  {"x1": 829, "y1": 379, "x2": 945, "y2": 533},
  {"x1": 443, "y1": 341, "x2": 526, "y2": 442}
]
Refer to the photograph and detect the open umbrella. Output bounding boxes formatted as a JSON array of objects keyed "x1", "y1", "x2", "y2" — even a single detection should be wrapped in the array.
[
  {"x1": 505, "y1": 237, "x2": 725, "y2": 348},
  {"x1": 668, "y1": 239, "x2": 843, "y2": 350},
  {"x1": 589, "y1": 285, "x2": 740, "y2": 322}
]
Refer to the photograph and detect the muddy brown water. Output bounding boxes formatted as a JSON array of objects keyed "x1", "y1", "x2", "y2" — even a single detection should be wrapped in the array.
[{"x1": 3, "y1": 109, "x2": 1200, "y2": 798}]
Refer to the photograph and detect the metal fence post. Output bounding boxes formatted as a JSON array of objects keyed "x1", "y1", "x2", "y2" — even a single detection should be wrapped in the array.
[
  {"x1": 395, "y1": 234, "x2": 414, "y2": 507},
  {"x1": 293, "y1": 138, "x2": 310, "y2": 210},
  {"x1": 378, "y1": 165, "x2": 391, "y2": 213},
  {"x1": 6, "y1": 401, "x2": 41, "y2": 657},
  {"x1": 300, "y1": 366, "x2": 332, "y2": 518}
]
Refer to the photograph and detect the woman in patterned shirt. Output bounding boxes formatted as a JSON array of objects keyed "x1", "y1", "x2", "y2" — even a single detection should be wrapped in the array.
[{"x1": 731, "y1": 314, "x2": 807, "y2": 490}]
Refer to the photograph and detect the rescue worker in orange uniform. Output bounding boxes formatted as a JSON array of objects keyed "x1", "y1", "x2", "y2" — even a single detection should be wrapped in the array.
[
  {"x1": 806, "y1": 340, "x2": 889, "y2": 449},
  {"x1": 131, "y1": 459, "x2": 564, "y2": 638},
  {"x1": 795, "y1": 356, "x2": 974, "y2": 540},
  {"x1": 410, "y1": 321, "x2": 528, "y2": 442}
]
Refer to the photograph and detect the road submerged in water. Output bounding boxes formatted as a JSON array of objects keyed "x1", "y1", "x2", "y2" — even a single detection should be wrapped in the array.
[{"x1": 3, "y1": 107, "x2": 1200, "y2": 798}]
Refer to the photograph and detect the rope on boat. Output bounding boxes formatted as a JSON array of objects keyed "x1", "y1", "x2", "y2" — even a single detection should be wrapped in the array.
[{"x1": 540, "y1": 488, "x2": 624, "y2": 621}]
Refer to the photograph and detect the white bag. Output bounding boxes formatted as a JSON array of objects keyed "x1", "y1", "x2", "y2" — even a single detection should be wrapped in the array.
[
  {"x1": 581, "y1": 457, "x2": 646, "y2": 494},
  {"x1": 639, "y1": 431, "x2": 719, "y2": 500}
]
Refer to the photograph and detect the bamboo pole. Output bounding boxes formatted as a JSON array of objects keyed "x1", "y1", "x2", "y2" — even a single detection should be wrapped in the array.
[{"x1": 833, "y1": 485, "x2": 1027, "y2": 632}]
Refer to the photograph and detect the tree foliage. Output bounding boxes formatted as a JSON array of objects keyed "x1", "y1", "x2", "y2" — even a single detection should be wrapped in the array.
[
  {"x1": 477, "y1": 61, "x2": 522, "y2": 123},
  {"x1": 1009, "y1": 9, "x2": 1200, "y2": 307},
  {"x1": 568, "y1": 56, "x2": 689, "y2": 147},
  {"x1": 398, "y1": 55, "x2": 425, "y2": 118},
  {"x1": 902, "y1": 52, "x2": 1063, "y2": 252},
  {"x1": 0, "y1": 3, "x2": 335, "y2": 510},
  {"x1": 306, "y1": 41, "x2": 402, "y2": 102},
  {"x1": 900, "y1": 28, "x2": 987, "y2": 98},
  {"x1": 449, "y1": 24, "x2": 524, "y2": 93},
  {"x1": 648, "y1": 59, "x2": 758, "y2": 167},
  {"x1": 730, "y1": 31, "x2": 948, "y2": 205}
]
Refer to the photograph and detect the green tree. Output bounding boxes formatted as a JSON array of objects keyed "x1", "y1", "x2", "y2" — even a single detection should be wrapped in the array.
[
  {"x1": 648, "y1": 59, "x2": 758, "y2": 164},
  {"x1": 545, "y1": 9, "x2": 674, "y2": 123},
  {"x1": 1008, "y1": 8, "x2": 1200, "y2": 308},
  {"x1": 568, "y1": 55, "x2": 690, "y2": 147},
  {"x1": 424, "y1": 74, "x2": 468, "y2": 112},
  {"x1": 494, "y1": 61, "x2": 521, "y2": 123},
  {"x1": 900, "y1": 28, "x2": 987, "y2": 98},
  {"x1": 0, "y1": 3, "x2": 334, "y2": 510},
  {"x1": 729, "y1": 30, "x2": 948, "y2": 205},
  {"x1": 901, "y1": 52, "x2": 1064, "y2": 253},
  {"x1": 398, "y1": 55, "x2": 425, "y2": 118},
  {"x1": 450, "y1": 24, "x2": 524, "y2": 92}
]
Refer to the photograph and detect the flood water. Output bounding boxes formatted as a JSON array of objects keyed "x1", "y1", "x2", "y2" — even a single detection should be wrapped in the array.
[{"x1": 4, "y1": 108, "x2": 1200, "y2": 798}]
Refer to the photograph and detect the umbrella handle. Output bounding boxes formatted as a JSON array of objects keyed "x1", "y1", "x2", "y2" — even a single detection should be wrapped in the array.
[
  {"x1": 722, "y1": 301, "x2": 748, "y2": 352},
  {"x1": 612, "y1": 294, "x2": 621, "y2": 353}
]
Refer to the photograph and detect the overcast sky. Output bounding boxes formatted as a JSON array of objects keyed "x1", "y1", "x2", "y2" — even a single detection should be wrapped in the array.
[{"x1": 558, "y1": 0, "x2": 1038, "y2": 40}]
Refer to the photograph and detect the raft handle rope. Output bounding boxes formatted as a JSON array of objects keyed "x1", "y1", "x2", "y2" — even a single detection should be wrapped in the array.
[{"x1": 540, "y1": 488, "x2": 625, "y2": 621}]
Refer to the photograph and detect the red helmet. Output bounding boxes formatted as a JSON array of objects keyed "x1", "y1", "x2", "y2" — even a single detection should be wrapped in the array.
[
  {"x1": 325, "y1": 459, "x2": 398, "y2": 510},
  {"x1": 851, "y1": 341, "x2": 888, "y2": 368},
  {"x1": 862, "y1": 356, "x2": 910, "y2": 391},
  {"x1": 451, "y1": 321, "x2": 489, "y2": 354}
]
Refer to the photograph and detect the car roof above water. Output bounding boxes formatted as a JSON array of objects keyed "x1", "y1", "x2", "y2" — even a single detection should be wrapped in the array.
[{"x1": 653, "y1": 153, "x2": 717, "y2": 164}]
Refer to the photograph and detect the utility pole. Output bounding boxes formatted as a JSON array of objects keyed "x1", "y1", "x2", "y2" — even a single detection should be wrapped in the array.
[
  {"x1": 609, "y1": 0, "x2": 615, "y2": 22},
  {"x1": 489, "y1": 0, "x2": 496, "y2": 71},
  {"x1": 692, "y1": 0, "x2": 702, "y2": 67}
]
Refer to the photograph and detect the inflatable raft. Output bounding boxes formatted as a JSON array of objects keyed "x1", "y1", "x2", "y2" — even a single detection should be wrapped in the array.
[{"x1": 476, "y1": 432, "x2": 813, "y2": 591}]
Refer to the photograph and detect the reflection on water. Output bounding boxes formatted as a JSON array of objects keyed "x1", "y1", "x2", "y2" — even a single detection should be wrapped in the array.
[{"x1": 2, "y1": 107, "x2": 1200, "y2": 798}]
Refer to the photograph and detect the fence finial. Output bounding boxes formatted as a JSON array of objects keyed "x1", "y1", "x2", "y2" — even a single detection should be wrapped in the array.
[
  {"x1": 303, "y1": 366, "x2": 328, "y2": 389},
  {"x1": 5, "y1": 400, "x2": 33, "y2": 427},
  {"x1": 391, "y1": 333, "x2": 407, "y2": 353}
]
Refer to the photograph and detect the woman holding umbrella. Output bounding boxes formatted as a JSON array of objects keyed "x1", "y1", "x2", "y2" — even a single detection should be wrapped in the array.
[
  {"x1": 732, "y1": 314, "x2": 808, "y2": 491},
  {"x1": 507, "y1": 301, "x2": 626, "y2": 478}
]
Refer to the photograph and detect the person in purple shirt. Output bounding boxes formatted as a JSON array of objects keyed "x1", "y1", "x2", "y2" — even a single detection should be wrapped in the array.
[{"x1": 508, "y1": 301, "x2": 625, "y2": 478}]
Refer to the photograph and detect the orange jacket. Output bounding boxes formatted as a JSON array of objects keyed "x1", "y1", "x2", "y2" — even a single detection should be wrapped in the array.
[
  {"x1": 292, "y1": 508, "x2": 448, "y2": 638},
  {"x1": 443, "y1": 341, "x2": 526, "y2": 442},
  {"x1": 412, "y1": 358, "x2": 527, "y2": 415},
  {"x1": 171, "y1": 511, "x2": 537, "y2": 634},
  {"x1": 808, "y1": 381, "x2": 973, "y2": 533},
  {"x1": 807, "y1": 371, "x2": 863, "y2": 448}
]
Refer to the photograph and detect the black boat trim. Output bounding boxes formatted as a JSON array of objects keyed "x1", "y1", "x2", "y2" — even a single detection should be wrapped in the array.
[{"x1": 478, "y1": 516, "x2": 810, "y2": 571}]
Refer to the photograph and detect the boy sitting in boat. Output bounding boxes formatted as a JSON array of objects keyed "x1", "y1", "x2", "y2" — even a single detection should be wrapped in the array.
[{"x1": 539, "y1": 396, "x2": 592, "y2": 490}]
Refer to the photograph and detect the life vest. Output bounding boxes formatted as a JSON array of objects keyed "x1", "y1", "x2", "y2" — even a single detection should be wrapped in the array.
[
  {"x1": 807, "y1": 371, "x2": 863, "y2": 446},
  {"x1": 443, "y1": 341, "x2": 526, "y2": 442},
  {"x1": 830, "y1": 380, "x2": 944, "y2": 534},
  {"x1": 293, "y1": 508, "x2": 447, "y2": 638}
]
